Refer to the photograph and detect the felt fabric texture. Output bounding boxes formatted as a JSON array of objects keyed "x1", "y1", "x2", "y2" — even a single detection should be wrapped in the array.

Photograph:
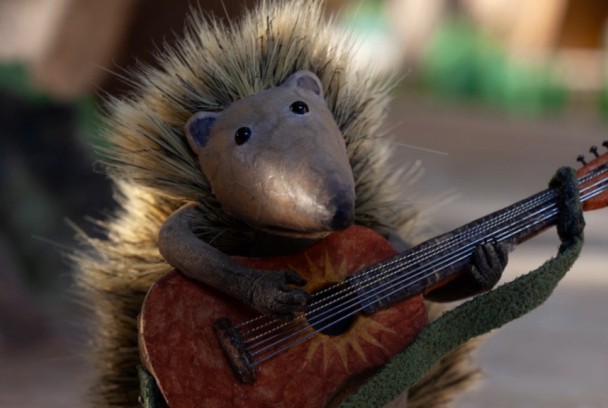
[
  {"x1": 138, "y1": 366, "x2": 167, "y2": 408},
  {"x1": 341, "y1": 167, "x2": 585, "y2": 407}
]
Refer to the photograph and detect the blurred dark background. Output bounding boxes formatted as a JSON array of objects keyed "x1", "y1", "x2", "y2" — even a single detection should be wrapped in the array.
[{"x1": 0, "y1": 1, "x2": 607, "y2": 406}]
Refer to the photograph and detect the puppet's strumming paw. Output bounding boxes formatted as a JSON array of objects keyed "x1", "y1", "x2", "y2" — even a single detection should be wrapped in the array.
[
  {"x1": 424, "y1": 240, "x2": 509, "y2": 302},
  {"x1": 550, "y1": 167, "x2": 585, "y2": 243},
  {"x1": 468, "y1": 240, "x2": 508, "y2": 292},
  {"x1": 246, "y1": 269, "x2": 310, "y2": 320}
]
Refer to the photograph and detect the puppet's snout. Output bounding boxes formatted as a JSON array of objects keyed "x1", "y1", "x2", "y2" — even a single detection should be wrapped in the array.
[
  {"x1": 261, "y1": 159, "x2": 356, "y2": 236},
  {"x1": 289, "y1": 134, "x2": 356, "y2": 234}
]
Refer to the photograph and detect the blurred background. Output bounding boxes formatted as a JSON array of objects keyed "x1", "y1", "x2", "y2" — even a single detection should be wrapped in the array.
[{"x1": 0, "y1": 0, "x2": 606, "y2": 407}]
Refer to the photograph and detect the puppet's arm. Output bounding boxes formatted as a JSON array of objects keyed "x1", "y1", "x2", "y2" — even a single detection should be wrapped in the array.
[{"x1": 158, "y1": 204, "x2": 309, "y2": 319}]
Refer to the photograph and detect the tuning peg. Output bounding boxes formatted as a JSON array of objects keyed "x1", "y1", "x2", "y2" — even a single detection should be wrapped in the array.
[
  {"x1": 577, "y1": 155, "x2": 587, "y2": 166},
  {"x1": 590, "y1": 145, "x2": 599, "y2": 158}
]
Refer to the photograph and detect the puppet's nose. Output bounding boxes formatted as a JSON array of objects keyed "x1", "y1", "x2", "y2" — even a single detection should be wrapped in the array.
[{"x1": 330, "y1": 196, "x2": 355, "y2": 230}]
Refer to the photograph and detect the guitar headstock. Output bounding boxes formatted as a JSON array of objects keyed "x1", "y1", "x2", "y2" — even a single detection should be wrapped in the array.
[{"x1": 575, "y1": 141, "x2": 608, "y2": 211}]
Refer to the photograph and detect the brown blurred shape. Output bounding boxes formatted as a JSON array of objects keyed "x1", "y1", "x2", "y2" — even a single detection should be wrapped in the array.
[
  {"x1": 27, "y1": 0, "x2": 352, "y2": 100},
  {"x1": 30, "y1": 0, "x2": 263, "y2": 100}
]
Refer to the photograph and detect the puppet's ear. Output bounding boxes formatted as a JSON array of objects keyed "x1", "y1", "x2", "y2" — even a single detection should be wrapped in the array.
[
  {"x1": 185, "y1": 111, "x2": 219, "y2": 154},
  {"x1": 281, "y1": 70, "x2": 323, "y2": 98}
]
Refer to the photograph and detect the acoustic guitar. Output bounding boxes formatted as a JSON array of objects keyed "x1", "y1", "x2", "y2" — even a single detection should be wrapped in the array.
[{"x1": 139, "y1": 144, "x2": 608, "y2": 408}]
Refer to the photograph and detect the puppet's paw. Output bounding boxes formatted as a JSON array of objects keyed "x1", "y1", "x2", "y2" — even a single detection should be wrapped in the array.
[
  {"x1": 550, "y1": 167, "x2": 585, "y2": 242},
  {"x1": 469, "y1": 240, "x2": 508, "y2": 291},
  {"x1": 249, "y1": 269, "x2": 310, "y2": 320}
]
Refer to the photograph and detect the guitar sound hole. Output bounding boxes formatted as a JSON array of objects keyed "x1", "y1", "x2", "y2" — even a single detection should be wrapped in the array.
[{"x1": 305, "y1": 284, "x2": 358, "y2": 336}]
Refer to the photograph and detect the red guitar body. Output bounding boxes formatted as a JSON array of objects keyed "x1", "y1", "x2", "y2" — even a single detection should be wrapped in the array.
[{"x1": 139, "y1": 226, "x2": 428, "y2": 408}]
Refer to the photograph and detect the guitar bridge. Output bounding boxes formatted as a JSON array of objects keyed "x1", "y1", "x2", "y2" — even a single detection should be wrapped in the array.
[{"x1": 214, "y1": 317, "x2": 256, "y2": 384}]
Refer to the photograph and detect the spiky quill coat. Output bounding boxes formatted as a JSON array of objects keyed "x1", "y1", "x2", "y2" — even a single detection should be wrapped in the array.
[{"x1": 75, "y1": 1, "x2": 478, "y2": 406}]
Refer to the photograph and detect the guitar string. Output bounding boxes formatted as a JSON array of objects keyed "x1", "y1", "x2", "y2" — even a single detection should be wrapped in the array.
[
  {"x1": 245, "y1": 182, "x2": 604, "y2": 357},
  {"x1": 239, "y1": 170, "x2": 604, "y2": 342},
  {"x1": 250, "y1": 175, "x2": 608, "y2": 352},
  {"x1": 236, "y1": 188, "x2": 558, "y2": 335},
  {"x1": 250, "y1": 179, "x2": 608, "y2": 364},
  {"x1": 283, "y1": 169, "x2": 601, "y2": 308},
  {"x1": 250, "y1": 195, "x2": 605, "y2": 365},
  {"x1": 239, "y1": 172, "x2": 607, "y2": 351},
  {"x1": 238, "y1": 192, "x2": 552, "y2": 343},
  {"x1": 243, "y1": 168, "x2": 605, "y2": 338},
  {"x1": 235, "y1": 188, "x2": 557, "y2": 333},
  {"x1": 245, "y1": 176, "x2": 607, "y2": 361},
  {"x1": 243, "y1": 197, "x2": 556, "y2": 347},
  {"x1": 248, "y1": 204, "x2": 557, "y2": 357},
  {"x1": 250, "y1": 210, "x2": 562, "y2": 362},
  {"x1": 236, "y1": 173, "x2": 593, "y2": 335},
  {"x1": 243, "y1": 175, "x2": 608, "y2": 356},
  {"x1": 290, "y1": 181, "x2": 608, "y2": 350}
]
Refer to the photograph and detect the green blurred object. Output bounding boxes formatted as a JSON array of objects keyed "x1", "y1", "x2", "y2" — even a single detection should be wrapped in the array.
[
  {"x1": 0, "y1": 63, "x2": 111, "y2": 291},
  {"x1": 0, "y1": 63, "x2": 49, "y2": 104},
  {"x1": 421, "y1": 19, "x2": 567, "y2": 115},
  {"x1": 0, "y1": 63, "x2": 101, "y2": 136}
]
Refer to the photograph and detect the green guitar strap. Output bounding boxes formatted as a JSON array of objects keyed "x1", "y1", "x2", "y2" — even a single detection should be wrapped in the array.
[{"x1": 341, "y1": 167, "x2": 585, "y2": 407}]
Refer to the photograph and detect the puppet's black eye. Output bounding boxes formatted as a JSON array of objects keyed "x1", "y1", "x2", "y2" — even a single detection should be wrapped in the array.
[
  {"x1": 290, "y1": 101, "x2": 309, "y2": 115},
  {"x1": 235, "y1": 127, "x2": 252, "y2": 145}
]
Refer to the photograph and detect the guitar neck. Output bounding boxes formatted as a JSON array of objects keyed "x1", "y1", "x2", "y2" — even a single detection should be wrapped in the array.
[{"x1": 353, "y1": 165, "x2": 608, "y2": 313}]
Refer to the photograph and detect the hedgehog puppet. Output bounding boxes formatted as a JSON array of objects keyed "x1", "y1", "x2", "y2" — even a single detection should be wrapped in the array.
[{"x1": 74, "y1": 1, "x2": 586, "y2": 407}]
